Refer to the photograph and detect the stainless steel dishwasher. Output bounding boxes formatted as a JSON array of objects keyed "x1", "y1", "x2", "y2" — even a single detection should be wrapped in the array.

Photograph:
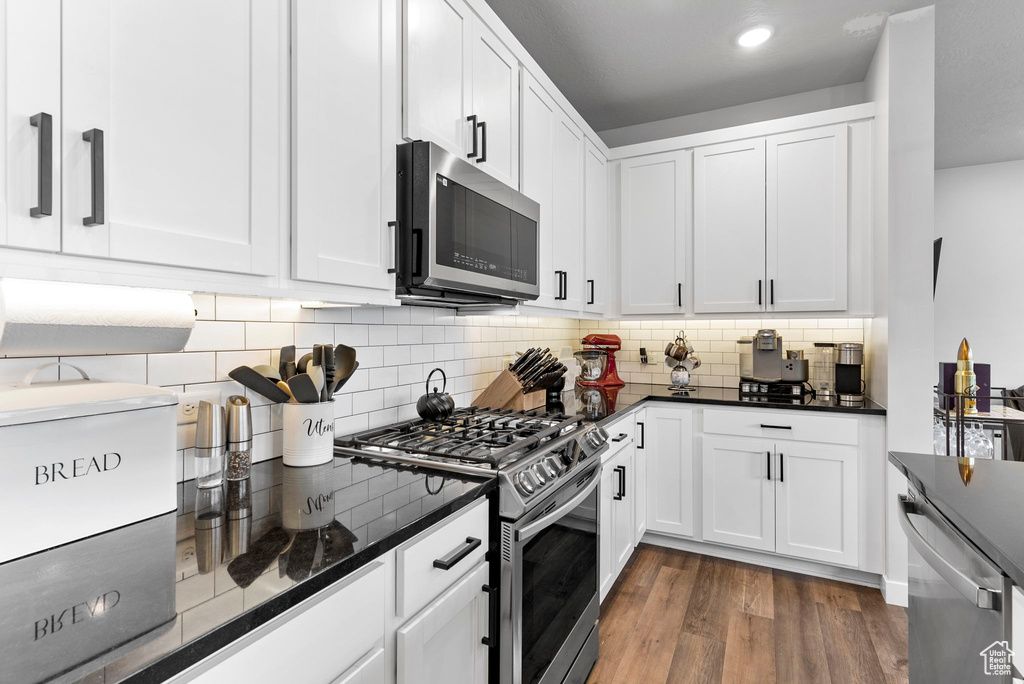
[{"x1": 900, "y1": 486, "x2": 1013, "y2": 683}]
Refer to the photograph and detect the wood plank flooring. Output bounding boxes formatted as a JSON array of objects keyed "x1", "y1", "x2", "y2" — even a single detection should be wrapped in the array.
[{"x1": 587, "y1": 544, "x2": 908, "y2": 684}]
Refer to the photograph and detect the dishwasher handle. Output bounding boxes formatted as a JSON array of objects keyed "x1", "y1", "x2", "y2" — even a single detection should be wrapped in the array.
[{"x1": 898, "y1": 494, "x2": 1001, "y2": 610}]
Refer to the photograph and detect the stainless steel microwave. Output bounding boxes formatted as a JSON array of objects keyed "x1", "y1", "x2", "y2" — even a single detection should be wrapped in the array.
[{"x1": 395, "y1": 141, "x2": 540, "y2": 307}]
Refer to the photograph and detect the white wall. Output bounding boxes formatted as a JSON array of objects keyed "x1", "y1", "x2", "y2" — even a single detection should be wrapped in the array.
[
  {"x1": 935, "y1": 159, "x2": 1024, "y2": 388},
  {"x1": 598, "y1": 83, "x2": 867, "y2": 148},
  {"x1": 864, "y1": 5, "x2": 936, "y2": 607}
]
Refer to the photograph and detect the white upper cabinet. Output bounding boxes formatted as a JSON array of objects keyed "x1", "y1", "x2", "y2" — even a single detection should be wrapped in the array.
[
  {"x1": 520, "y1": 71, "x2": 558, "y2": 307},
  {"x1": 619, "y1": 151, "x2": 688, "y2": 315},
  {"x1": 404, "y1": 0, "x2": 519, "y2": 188},
  {"x1": 291, "y1": 0, "x2": 397, "y2": 291},
  {"x1": 2, "y1": 0, "x2": 62, "y2": 252},
  {"x1": 59, "y1": 0, "x2": 284, "y2": 275},
  {"x1": 469, "y1": 16, "x2": 519, "y2": 189},
  {"x1": 766, "y1": 125, "x2": 849, "y2": 312},
  {"x1": 551, "y1": 109, "x2": 584, "y2": 310},
  {"x1": 583, "y1": 138, "x2": 609, "y2": 314},
  {"x1": 693, "y1": 138, "x2": 766, "y2": 314},
  {"x1": 403, "y1": 0, "x2": 472, "y2": 157}
]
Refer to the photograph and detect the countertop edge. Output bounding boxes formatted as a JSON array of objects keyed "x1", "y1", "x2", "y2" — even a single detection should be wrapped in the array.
[
  {"x1": 595, "y1": 392, "x2": 886, "y2": 427},
  {"x1": 888, "y1": 451, "x2": 1024, "y2": 588},
  {"x1": 124, "y1": 476, "x2": 496, "y2": 684}
]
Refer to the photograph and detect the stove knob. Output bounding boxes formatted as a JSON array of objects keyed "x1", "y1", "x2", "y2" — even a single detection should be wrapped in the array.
[
  {"x1": 537, "y1": 459, "x2": 558, "y2": 480},
  {"x1": 544, "y1": 456, "x2": 566, "y2": 477},
  {"x1": 531, "y1": 464, "x2": 548, "y2": 486},
  {"x1": 516, "y1": 472, "x2": 536, "y2": 497}
]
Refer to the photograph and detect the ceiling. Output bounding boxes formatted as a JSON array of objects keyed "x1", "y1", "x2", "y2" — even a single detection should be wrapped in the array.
[{"x1": 483, "y1": 0, "x2": 1024, "y2": 169}]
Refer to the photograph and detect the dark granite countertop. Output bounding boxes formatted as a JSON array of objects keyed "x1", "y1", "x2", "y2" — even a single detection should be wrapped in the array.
[
  {"x1": 551, "y1": 382, "x2": 886, "y2": 425},
  {"x1": 0, "y1": 455, "x2": 493, "y2": 684},
  {"x1": 889, "y1": 451, "x2": 1024, "y2": 587}
]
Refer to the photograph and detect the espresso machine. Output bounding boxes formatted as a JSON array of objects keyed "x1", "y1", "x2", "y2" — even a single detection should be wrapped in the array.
[{"x1": 574, "y1": 334, "x2": 625, "y2": 387}]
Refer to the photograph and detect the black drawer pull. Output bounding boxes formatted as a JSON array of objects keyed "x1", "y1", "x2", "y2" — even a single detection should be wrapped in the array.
[
  {"x1": 760, "y1": 424, "x2": 792, "y2": 430},
  {"x1": 611, "y1": 433, "x2": 628, "y2": 442},
  {"x1": 83, "y1": 128, "x2": 105, "y2": 226},
  {"x1": 780, "y1": 453, "x2": 785, "y2": 483},
  {"x1": 30, "y1": 112, "x2": 52, "y2": 218},
  {"x1": 481, "y1": 584, "x2": 498, "y2": 647},
  {"x1": 637, "y1": 421, "x2": 645, "y2": 449},
  {"x1": 433, "y1": 537, "x2": 481, "y2": 570},
  {"x1": 766, "y1": 451, "x2": 771, "y2": 481}
]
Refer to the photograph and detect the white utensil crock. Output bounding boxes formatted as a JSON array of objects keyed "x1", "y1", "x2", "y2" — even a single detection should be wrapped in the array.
[{"x1": 282, "y1": 401, "x2": 335, "y2": 467}]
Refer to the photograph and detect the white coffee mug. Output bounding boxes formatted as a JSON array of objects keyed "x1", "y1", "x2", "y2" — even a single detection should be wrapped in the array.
[{"x1": 282, "y1": 401, "x2": 335, "y2": 467}]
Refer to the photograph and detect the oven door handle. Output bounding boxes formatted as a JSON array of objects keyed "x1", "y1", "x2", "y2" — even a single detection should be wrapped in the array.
[{"x1": 516, "y1": 469, "x2": 601, "y2": 543}]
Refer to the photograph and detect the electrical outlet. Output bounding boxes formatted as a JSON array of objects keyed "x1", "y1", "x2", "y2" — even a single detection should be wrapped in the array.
[{"x1": 176, "y1": 390, "x2": 222, "y2": 425}]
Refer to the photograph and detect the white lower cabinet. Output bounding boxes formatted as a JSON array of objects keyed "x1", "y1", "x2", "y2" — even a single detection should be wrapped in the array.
[
  {"x1": 701, "y1": 434, "x2": 859, "y2": 567},
  {"x1": 184, "y1": 562, "x2": 386, "y2": 683},
  {"x1": 643, "y1": 406, "x2": 694, "y2": 537},
  {"x1": 335, "y1": 646, "x2": 386, "y2": 684},
  {"x1": 397, "y1": 561, "x2": 490, "y2": 684},
  {"x1": 600, "y1": 446, "x2": 634, "y2": 601},
  {"x1": 701, "y1": 436, "x2": 776, "y2": 552},
  {"x1": 631, "y1": 409, "x2": 647, "y2": 545}
]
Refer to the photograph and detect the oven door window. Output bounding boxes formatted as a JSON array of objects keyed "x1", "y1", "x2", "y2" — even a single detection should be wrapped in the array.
[{"x1": 520, "y1": 486, "x2": 598, "y2": 684}]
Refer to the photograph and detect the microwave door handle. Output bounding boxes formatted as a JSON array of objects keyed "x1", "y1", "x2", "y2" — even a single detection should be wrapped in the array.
[
  {"x1": 516, "y1": 470, "x2": 600, "y2": 543},
  {"x1": 898, "y1": 495, "x2": 1001, "y2": 610}
]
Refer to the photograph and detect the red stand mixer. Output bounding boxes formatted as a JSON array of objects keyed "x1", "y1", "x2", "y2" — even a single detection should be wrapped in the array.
[{"x1": 574, "y1": 334, "x2": 625, "y2": 387}]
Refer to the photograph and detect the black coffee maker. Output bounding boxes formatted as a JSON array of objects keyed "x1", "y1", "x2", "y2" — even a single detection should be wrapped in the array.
[{"x1": 835, "y1": 343, "x2": 865, "y2": 405}]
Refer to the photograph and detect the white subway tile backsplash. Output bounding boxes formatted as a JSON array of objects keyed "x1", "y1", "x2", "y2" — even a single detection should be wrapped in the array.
[
  {"x1": 149, "y1": 352, "x2": 216, "y2": 387},
  {"x1": 61, "y1": 354, "x2": 148, "y2": 384},
  {"x1": 368, "y1": 325, "x2": 398, "y2": 346},
  {"x1": 295, "y1": 323, "x2": 335, "y2": 348},
  {"x1": 335, "y1": 324, "x2": 369, "y2": 347},
  {"x1": 215, "y1": 351, "x2": 272, "y2": 381},
  {"x1": 0, "y1": 357, "x2": 60, "y2": 384},
  {"x1": 245, "y1": 322, "x2": 294, "y2": 350},
  {"x1": 185, "y1": 321, "x2": 246, "y2": 352},
  {"x1": 270, "y1": 299, "x2": 315, "y2": 323},
  {"x1": 191, "y1": 294, "x2": 216, "y2": 320},
  {"x1": 351, "y1": 307, "x2": 384, "y2": 324},
  {"x1": 217, "y1": 295, "x2": 270, "y2": 322},
  {"x1": 409, "y1": 307, "x2": 435, "y2": 325},
  {"x1": 383, "y1": 345, "x2": 411, "y2": 367}
]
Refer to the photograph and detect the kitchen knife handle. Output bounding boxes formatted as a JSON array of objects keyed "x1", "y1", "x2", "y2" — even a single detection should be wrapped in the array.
[
  {"x1": 476, "y1": 119, "x2": 487, "y2": 164},
  {"x1": 83, "y1": 128, "x2": 105, "y2": 226},
  {"x1": 766, "y1": 451, "x2": 771, "y2": 481},
  {"x1": 587, "y1": 279, "x2": 595, "y2": 305},
  {"x1": 30, "y1": 112, "x2": 52, "y2": 218},
  {"x1": 466, "y1": 114, "x2": 478, "y2": 158},
  {"x1": 636, "y1": 421, "x2": 645, "y2": 449}
]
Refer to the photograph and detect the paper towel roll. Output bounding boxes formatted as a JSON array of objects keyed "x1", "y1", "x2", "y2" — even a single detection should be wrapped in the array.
[{"x1": 0, "y1": 279, "x2": 195, "y2": 355}]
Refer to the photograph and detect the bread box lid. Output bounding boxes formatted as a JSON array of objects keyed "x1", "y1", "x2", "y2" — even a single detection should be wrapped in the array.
[{"x1": 0, "y1": 362, "x2": 177, "y2": 428}]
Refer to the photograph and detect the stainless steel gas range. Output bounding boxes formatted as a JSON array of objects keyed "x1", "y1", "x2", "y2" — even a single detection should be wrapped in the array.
[{"x1": 335, "y1": 407, "x2": 609, "y2": 684}]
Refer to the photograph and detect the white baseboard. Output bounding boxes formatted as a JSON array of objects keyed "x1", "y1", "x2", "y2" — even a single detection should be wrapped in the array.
[
  {"x1": 641, "y1": 531, "x2": 884, "y2": 591},
  {"x1": 881, "y1": 575, "x2": 909, "y2": 607}
]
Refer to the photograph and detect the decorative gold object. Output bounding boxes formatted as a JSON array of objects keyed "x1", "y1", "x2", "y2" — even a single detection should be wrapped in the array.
[
  {"x1": 954, "y1": 338, "x2": 978, "y2": 415},
  {"x1": 958, "y1": 456, "x2": 975, "y2": 486}
]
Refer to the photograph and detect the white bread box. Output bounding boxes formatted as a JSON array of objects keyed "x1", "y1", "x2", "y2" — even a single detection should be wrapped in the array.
[{"x1": 0, "y1": 363, "x2": 178, "y2": 563}]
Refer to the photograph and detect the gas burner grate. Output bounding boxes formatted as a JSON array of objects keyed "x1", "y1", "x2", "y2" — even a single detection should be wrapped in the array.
[{"x1": 336, "y1": 406, "x2": 582, "y2": 468}]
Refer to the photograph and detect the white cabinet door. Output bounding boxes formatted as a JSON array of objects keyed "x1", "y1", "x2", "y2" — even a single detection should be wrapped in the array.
[
  {"x1": 600, "y1": 447, "x2": 634, "y2": 602},
  {"x1": 693, "y1": 138, "x2": 766, "y2": 314},
  {"x1": 398, "y1": 561, "x2": 489, "y2": 684},
  {"x1": 583, "y1": 138, "x2": 609, "y2": 314},
  {"x1": 334, "y1": 646, "x2": 386, "y2": 684},
  {"x1": 766, "y1": 125, "x2": 849, "y2": 312},
  {"x1": 701, "y1": 436, "x2": 775, "y2": 552},
  {"x1": 619, "y1": 151, "x2": 688, "y2": 315},
  {"x1": 599, "y1": 460, "x2": 614, "y2": 601},
  {"x1": 291, "y1": 0, "x2": 397, "y2": 291},
  {"x1": 2, "y1": 0, "x2": 62, "y2": 252},
  {"x1": 60, "y1": 0, "x2": 283, "y2": 275},
  {"x1": 632, "y1": 409, "x2": 647, "y2": 545},
  {"x1": 469, "y1": 16, "x2": 518, "y2": 189},
  {"x1": 775, "y1": 441, "x2": 858, "y2": 566},
  {"x1": 519, "y1": 71, "x2": 558, "y2": 308},
  {"x1": 403, "y1": 0, "x2": 471, "y2": 158},
  {"x1": 644, "y1": 406, "x2": 694, "y2": 537},
  {"x1": 551, "y1": 107, "x2": 584, "y2": 310}
]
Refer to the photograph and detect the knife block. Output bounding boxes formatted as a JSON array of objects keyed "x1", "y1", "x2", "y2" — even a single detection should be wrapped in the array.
[{"x1": 473, "y1": 369, "x2": 547, "y2": 411}]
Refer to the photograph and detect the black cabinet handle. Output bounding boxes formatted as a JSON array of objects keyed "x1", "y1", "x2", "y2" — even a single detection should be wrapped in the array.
[
  {"x1": 637, "y1": 421, "x2": 645, "y2": 449},
  {"x1": 386, "y1": 220, "x2": 399, "y2": 275},
  {"x1": 620, "y1": 465, "x2": 627, "y2": 499},
  {"x1": 562, "y1": 271, "x2": 568, "y2": 300},
  {"x1": 554, "y1": 271, "x2": 562, "y2": 300},
  {"x1": 433, "y1": 536, "x2": 481, "y2": 570},
  {"x1": 780, "y1": 453, "x2": 785, "y2": 483},
  {"x1": 613, "y1": 465, "x2": 625, "y2": 500},
  {"x1": 587, "y1": 279, "x2": 595, "y2": 305},
  {"x1": 758, "y1": 279, "x2": 763, "y2": 306},
  {"x1": 766, "y1": 451, "x2": 771, "y2": 481},
  {"x1": 30, "y1": 112, "x2": 52, "y2": 218},
  {"x1": 770, "y1": 279, "x2": 775, "y2": 306},
  {"x1": 466, "y1": 114, "x2": 478, "y2": 159},
  {"x1": 760, "y1": 424, "x2": 792, "y2": 430},
  {"x1": 677, "y1": 282, "x2": 683, "y2": 307},
  {"x1": 83, "y1": 128, "x2": 105, "y2": 226},
  {"x1": 611, "y1": 433, "x2": 627, "y2": 442},
  {"x1": 481, "y1": 584, "x2": 498, "y2": 647},
  {"x1": 476, "y1": 120, "x2": 487, "y2": 164}
]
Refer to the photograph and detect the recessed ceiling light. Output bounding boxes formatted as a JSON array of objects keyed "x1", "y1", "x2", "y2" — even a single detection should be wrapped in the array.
[{"x1": 738, "y1": 26, "x2": 773, "y2": 48}]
